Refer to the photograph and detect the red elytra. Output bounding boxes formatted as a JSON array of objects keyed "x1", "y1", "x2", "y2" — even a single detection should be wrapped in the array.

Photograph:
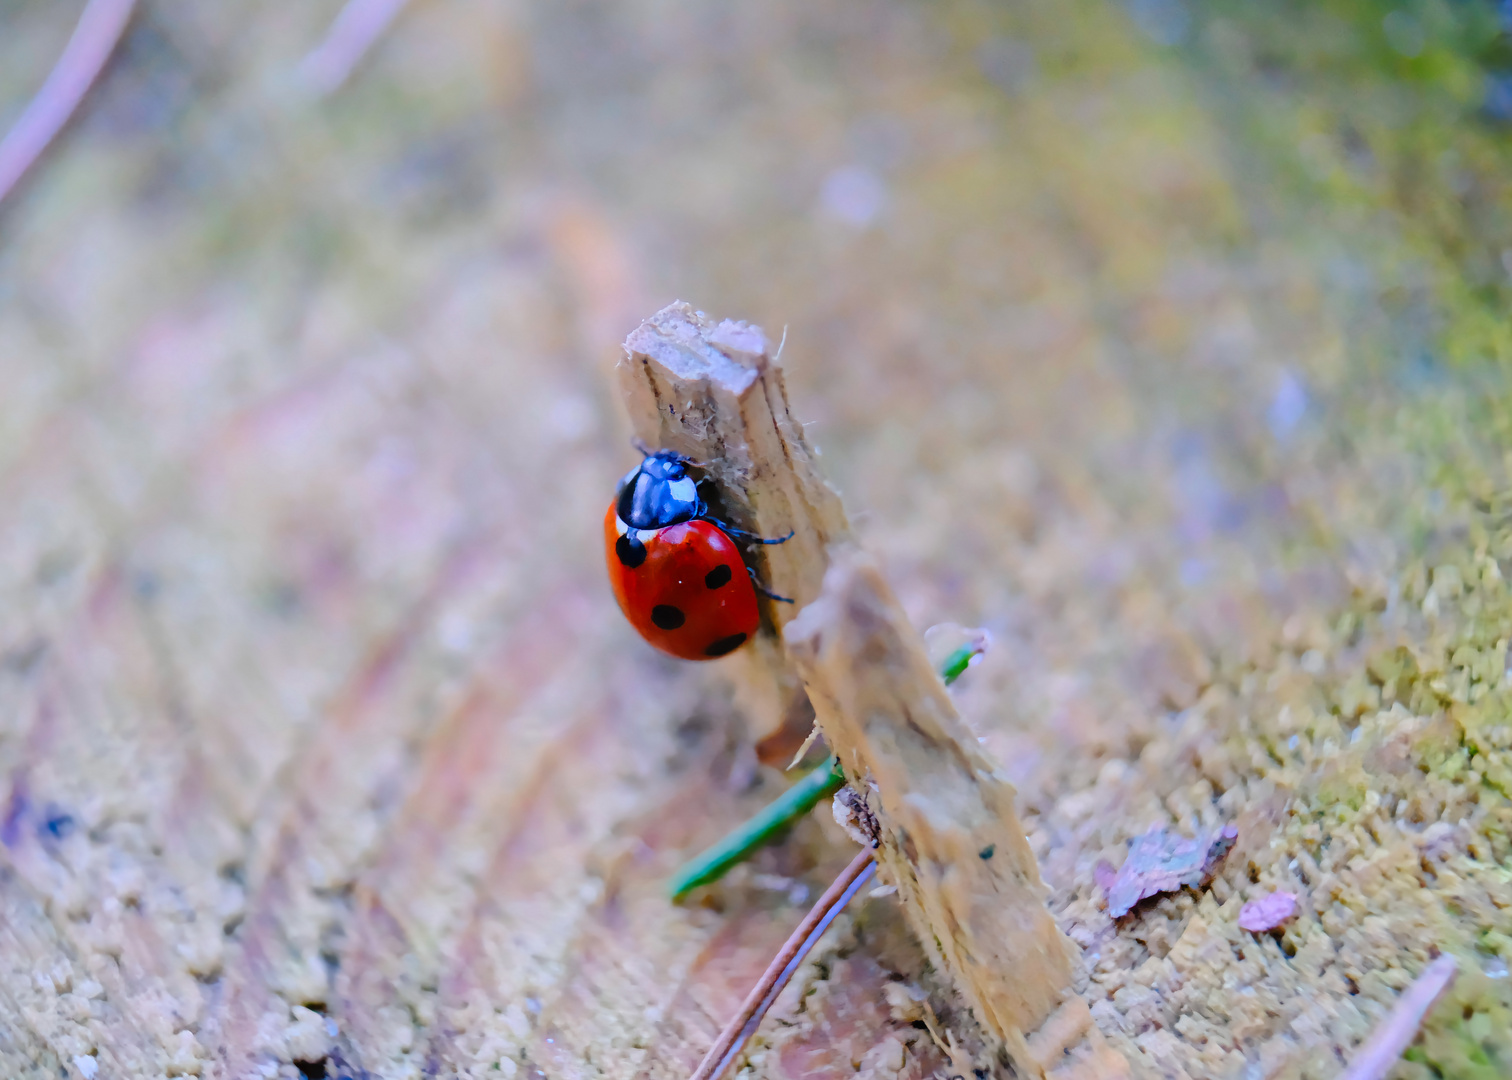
[
  {"x1": 605, "y1": 448, "x2": 789, "y2": 661},
  {"x1": 603, "y1": 509, "x2": 758, "y2": 661}
]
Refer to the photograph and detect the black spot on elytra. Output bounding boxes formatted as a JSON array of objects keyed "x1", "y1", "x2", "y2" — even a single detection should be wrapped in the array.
[
  {"x1": 704, "y1": 632, "x2": 747, "y2": 657},
  {"x1": 651, "y1": 605, "x2": 685, "y2": 630},
  {"x1": 616, "y1": 533, "x2": 646, "y2": 568},
  {"x1": 704, "y1": 564, "x2": 732, "y2": 590}
]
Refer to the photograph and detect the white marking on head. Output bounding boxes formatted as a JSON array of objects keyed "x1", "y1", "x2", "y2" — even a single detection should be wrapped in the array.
[{"x1": 669, "y1": 477, "x2": 696, "y2": 504}]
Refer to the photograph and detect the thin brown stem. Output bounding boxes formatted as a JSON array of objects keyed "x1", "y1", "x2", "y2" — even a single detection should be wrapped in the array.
[
  {"x1": 0, "y1": 0, "x2": 137, "y2": 209},
  {"x1": 688, "y1": 847, "x2": 877, "y2": 1080},
  {"x1": 1338, "y1": 954, "x2": 1458, "y2": 1080}
]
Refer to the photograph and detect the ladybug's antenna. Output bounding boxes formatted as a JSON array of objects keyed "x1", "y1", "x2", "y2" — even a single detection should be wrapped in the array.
[{"x1": 628, "y1": 437, "x2": 708, "y2": 469}]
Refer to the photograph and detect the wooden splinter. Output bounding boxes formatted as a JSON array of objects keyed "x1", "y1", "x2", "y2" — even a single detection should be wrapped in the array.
[
  {"x1": 619, "y1": 302, "x2": 1077, "y2": 1075},
  {"x1": 786, "y1": 555, "x2": 1074, "y2": 1064}
]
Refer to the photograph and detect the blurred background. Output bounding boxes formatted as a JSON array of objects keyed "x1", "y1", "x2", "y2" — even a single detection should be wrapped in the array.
[{"x1": 3, "y1": 0, "x2": 1512, "y2": 1078}]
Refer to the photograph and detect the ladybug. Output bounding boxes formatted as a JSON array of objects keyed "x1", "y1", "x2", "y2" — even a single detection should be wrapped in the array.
[{"x1": 605, "y1": 448, "x2": 791, "y2": 661}]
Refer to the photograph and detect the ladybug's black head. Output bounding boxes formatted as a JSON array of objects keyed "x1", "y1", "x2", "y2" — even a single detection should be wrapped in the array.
[{"x1": 616, "y1": 449, "x2": 704, "y2": 530}]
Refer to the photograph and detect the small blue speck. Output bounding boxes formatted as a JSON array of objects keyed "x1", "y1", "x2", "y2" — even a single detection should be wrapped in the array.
[
  {"x1": 1486, "y1": 73, "x2": 1512, "y2": 123},
  {"x1": 1180, "y1": 559, "x2": 1209, "y2": 586},
  {"x1": 1125, "y1": 0, "x2": 1190, "y2": 45},
  {"x1": 1268, "y1": 371, "x2": 1307, "y2": 441}
]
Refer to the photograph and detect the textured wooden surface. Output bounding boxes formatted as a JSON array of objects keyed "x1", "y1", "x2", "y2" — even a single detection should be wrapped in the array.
[{"x1": 3, "y1": 1, "x2": 1512, "y2": 1078}]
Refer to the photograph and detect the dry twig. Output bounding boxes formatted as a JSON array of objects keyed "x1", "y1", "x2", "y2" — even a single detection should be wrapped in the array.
[
  {"x1": 0, "y1": 0, "x2": 136, "y2": 208},
  {"x1": 688, "y1": 847, "x2": 878, "y2": 1080},
  {"x1": 298, "y1": 0, "x2": 411, "y2": 96},
  {"x1": 1338, "y1": 954, "x2": 1459, "y2": 1080}
]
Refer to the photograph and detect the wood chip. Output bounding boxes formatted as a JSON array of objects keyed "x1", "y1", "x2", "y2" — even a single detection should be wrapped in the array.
[{"x1": 1104, "y1": 823, "x2": 1237, "y2": 918}]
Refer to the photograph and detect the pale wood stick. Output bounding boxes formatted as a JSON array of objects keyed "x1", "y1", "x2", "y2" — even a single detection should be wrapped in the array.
[
  {"x1": 785, "y1": 553, "x2": 1072, "y2": 1074},
  {"x1": 619, "y1": 303, "x2": 1078, "y2": 1077},
  {"x1": 0, "y1": 0, "x2": 137, "y2": 208},
  {"x1": 688, "y1": 848, "x2": 877, "y2": 1080},
  {"x1": 299, "y1": 0, "x2": 412, "y2": 96},
  {"x1": 1338, "y1": 954, "x2": 1458, "y2": 1080}
]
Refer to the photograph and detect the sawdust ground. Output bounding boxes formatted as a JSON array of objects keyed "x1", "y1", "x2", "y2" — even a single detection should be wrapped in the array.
[{"x1": 1, "y1": 0, "x2": 1510, "y2": 1078}]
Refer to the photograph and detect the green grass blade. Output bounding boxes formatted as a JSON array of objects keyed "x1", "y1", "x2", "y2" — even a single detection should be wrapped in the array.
[
  {"x1": 938, "y1": 643, "x2": 978, "y2": 686},
  {"x1": 669, "y1": 755, "x2": 844, "y2": 900},
  {"x1": 668, "y1": 641, "x2": 982, "y2": 900}
]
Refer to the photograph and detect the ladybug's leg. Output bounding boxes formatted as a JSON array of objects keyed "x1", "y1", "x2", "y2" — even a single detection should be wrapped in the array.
[
  {"x1": 745, "y1": 528, "x2": 795, "y2": 545},
  {"x1": 707, "y1": 517, "x2": 795, "y2": 545},
  {"x1": 747, "y1": 566, "x2": 794, "y2": 604}
]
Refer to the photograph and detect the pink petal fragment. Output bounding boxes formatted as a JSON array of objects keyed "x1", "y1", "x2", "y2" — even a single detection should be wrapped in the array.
[{"x1": 1238, "y1": 890, "x2": 1299, "y2": 932}]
